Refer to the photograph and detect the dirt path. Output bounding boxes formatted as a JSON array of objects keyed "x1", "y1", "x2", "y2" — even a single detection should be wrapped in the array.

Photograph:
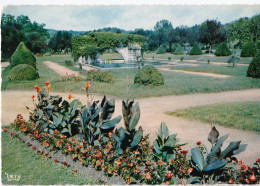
[
  {"x1": 1, "y1": 62, "x2": 9, "y2": 71},
  {"x1": 2, "y1": 89, "x2": 260, "y2": 165},
  {"x1": 159, "y1": 68, "x2": 231, "y2": 78},
  {"x1": 43, "y1": 61, "x2": 81, "y2": 76}
]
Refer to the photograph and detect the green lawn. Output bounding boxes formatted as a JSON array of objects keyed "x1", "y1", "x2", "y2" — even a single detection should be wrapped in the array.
[
  {"x1": 171, "y1": 64, "x2": 250, "y2": 76},
  {"x1": 1, "y1": 130, "x2": 98, "y2": 185},
  {"x1": 2, "y1": 55, "x2": 260, "y2": 98},
  {"x1": 166, "y1": 101, "x2": 260, "y2": 133}
]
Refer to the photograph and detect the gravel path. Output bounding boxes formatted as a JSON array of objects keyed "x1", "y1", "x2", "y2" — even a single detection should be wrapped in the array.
[
  {"x1": 43, "y1": 61, "x2": 81, "y2": 76},
  {"x1": 159, "y1": 68, "x2": 231, "y2": 78},
  {"x1": 2, "y1": 89, "x2": 260, "y2": 165}
]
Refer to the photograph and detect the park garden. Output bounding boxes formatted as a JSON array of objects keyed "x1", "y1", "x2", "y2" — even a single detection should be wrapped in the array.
[{"x1": 1, "y1": 12, "x2": 260, "y2": 185}]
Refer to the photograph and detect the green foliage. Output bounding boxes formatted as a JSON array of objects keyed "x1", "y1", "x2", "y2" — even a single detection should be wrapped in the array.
[
  {"x1": 113, "y1": 99, "x2": 143, "y2": 154},
  {"x1": 8, "y1": 64, "x2": 39, "y2": 81},
  {"x1": 48, "y1": 31, "x2": 72, "y2": 52},
  {"x1": 241, "y1": 41, "x2": 257, "y2": 57},
  {"x1": 191, "y1": 126, "x2": 247, "y2": 184},
  {"x1": 72, "y1": 32, "x2": 145, "y2": 60},
  {"x1": 65, "y1": 60, "x2": 73, "y2": 66},
  {"x1": 79, "y1": 96, "x2": 122, "y2": 146},
  {"x1": 168, "y1": 56, "x2": 171, "y2": 61},
  {"x1": 247, "y1": 53, "x2": 260, "y2": 78},
  {"x1": 156, "y1": 45, "x2": 167, "y2": 54},
  {"x1": 171, "y1": 43, "x2": 179, "y2": 53},
  {"x1": 214, "y1": 43, "x2": 232, "y2": 56},
  {"x1": 174, "y1": 45, "x2": 184, "y2": 55},
  {"x1": 86, "y1": 69, "x2": 114, "y2": 83},
  {"x1": 79, "y1": 63, "x2": 82, "y2": 70},
  {"x1": 180, "y1": 57, "x2": 184, "y2": 61},
  {"x1": 134, "y1": 65, "x2": 164, "y2": 86},
  {"x1": 153, "y1": 122, "x2": 186, "y2": 161},
  {"x1": 190, "y1": 43, "x2": 202, "y2": 55},
  {"x1": 10, "y1": 42, "x2": 37, "y2": 68},
  {"x1": 27, "y1": 86, "x2": 82, "y2": 137}
]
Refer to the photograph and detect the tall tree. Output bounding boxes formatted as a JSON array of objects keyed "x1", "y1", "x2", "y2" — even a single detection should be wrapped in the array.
[
  {"x1": 48, "y1": 31, "x2": 72, "y2": 52},
  {"x1": 250, "y1": 14, "x2": 260, "y2": 44}
]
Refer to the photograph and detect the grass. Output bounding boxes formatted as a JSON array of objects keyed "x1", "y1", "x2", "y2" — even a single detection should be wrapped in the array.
[
  {"x1": 2, "y1": 55, "x2": 260, "y2": 98},
  {"x1": 171, "y1": 64, "x2": 250, "y2": 76},
  {"x1": 166, "y1": 101, "x2": 260, "y2": 133},
  {"x1": 1, "y1": 130, "x2": 98, "y2": 185}
]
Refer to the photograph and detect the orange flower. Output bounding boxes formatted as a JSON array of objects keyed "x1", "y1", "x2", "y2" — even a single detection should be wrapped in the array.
[
  {"x1": 45, "y1": 81, "x2": 50, "y2": 86},
  {"x1": 86, "y1": 81, "x2": 90, "y2": 90},
  {"x1": 145, "y1": 172, "x2": 151, "y2": 180},
  {"x1": 32, "y1": 95, "x2": 35, "y2": 99},
  {"x1": 250, "y1": 175, "x2": 256, "y2": 182},
  {"x1": 68, "y1": 94, "x2": 74, "y2": 100},
  {"x1": 187, "y1": 168, "x2": 193, "y2": 174},
  {"x1": 34, "y1": 85, "x2": 41, "y2": 92}
]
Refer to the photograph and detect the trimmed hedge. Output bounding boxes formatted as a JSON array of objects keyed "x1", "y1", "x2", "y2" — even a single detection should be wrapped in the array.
[
  {"x1": 8, "y1": 64, "x2": 39, "y2": 81},
  {"x1": 156, "y1": 45, "x2": 166, "y2": 54},
  {"x1": 10, "y1": 42, "x2": 36, "y2": 69},
  {"x1": 214, "y1": 43, "x2": 231, "y2": 56},
  {"x1": 247, "y1": 53, "x2": 260, "y2": 78},
  {"x1": 241, "y1": 41, "x2": 257, "y2": 57},
  {"x1": 174, "y1": 45, "x2": 184, "y2": 55},
  {"x1": 134, "y1": 65, "x2": 164, "y2": 86},
  {"x1": 189, "y1": 43, "x2": 202, "y2": 55}
]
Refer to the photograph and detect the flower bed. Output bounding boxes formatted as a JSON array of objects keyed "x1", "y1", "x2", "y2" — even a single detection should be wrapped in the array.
[{"x1": 4, "y1": 81, "x2": 260, "y2": 184}]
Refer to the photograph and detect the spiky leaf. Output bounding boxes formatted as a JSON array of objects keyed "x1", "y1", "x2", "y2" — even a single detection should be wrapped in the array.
[
  {"x1": 128, "y1": 102, "x2": 140, "y2": 131},
  {"x1": 208, "y1": 126, "x2": 219, "y2": 145},
  {"x1": 221, "y1": 141, "x2": 241, "y2": 158}
]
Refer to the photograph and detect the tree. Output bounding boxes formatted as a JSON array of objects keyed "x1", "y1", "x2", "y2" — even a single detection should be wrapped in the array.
[
  {"x1": 189, "y1": 42, "x2": 202, "y2": 55},
  {"x1": 247, "y1": 53, "x2": 260, "y2": 78},
  {"x1": 48, "y1": 31, "x2": 72, "y2": 52},
  {"x1": 199, "y1": 19, "x2": 226, "y2": 52},
  {"x1": 250, "y1": 14, "x2": 260, "y2": 44}
]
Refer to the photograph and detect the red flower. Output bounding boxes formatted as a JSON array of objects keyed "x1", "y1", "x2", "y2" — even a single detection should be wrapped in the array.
[
  {"x1": 139, "y1": 173, "x2": 142, "y2": 177},
  {"x1": 258, "y1": 158, "x2": 260, "y2": 163},
  {"x1": 68, "y1": 94, "x2": 74, "y2": 100},
  {"x1": 32, "y1": 95, "x2": 35, "y2": 99},
  {"x1": 145, "y1": 172, "x2": 151, "y2": 180},
  {"x1": 53, "y1": 159, "x2": 58, "y2": 163},
  {"x1": 166, "y1": 172, "x2": 173, "y2": 178},
  {"x1": 10, "y1": 133, "x2": 14, "y2": 137},
  {"x1": 229, "y1": 179, "x2": 234, "y2": 184},
  {"x1": 3, "y1": 128, "x2": 8, "y2": 133},
  {"x1": 34, "y1": 85, "x2": 41, "y2": 92},
  {"x1": 37, "y1": 149, "x2": 42, "y2": 154},
  {"x1": 250, "y1": 175, "x2": 256, "y2": 182},
  {"x1": 32, "y1": 146, "x2": 36, "y2": 150},
  {"x1": 45, "y1": 81, "x2": 50, "y2": 86},
  {"x1": 181, "y1": 150, "x2": 188, "y2": 154},
  {"x1": 197, "y1": 141, "x2": 201, "y2": 145},
  {"x1": 187, "y1": 168, "x2": 193, "y2": 174}
]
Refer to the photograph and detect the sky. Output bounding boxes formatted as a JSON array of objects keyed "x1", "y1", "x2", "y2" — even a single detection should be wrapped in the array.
[{"x1": 2, "y1": 5, "x2": 260, "y2": 31}]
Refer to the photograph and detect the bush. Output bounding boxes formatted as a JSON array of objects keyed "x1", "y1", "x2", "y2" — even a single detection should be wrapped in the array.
[
  {"x1": 214, "y1": 43, "x2": 232, "y2": 56},
  {"x1": 247, "y1": 53, "x2": 260, "y2": 78},
  {"x1": 8, "y1": 64, "x2": 39, "y2": 81},
  {"x1": 189, "y1": 43, "x2": 202, "y2": 55},
  {"x1": 65, "y1": 60, "x2": 73, "y2": 66},
  {"x1": 180, "y1": 57, "x2": 184, "y2": 61},
  {"x1": 174, "y1": 45, "x2": 184, "y2": 55},
  {"x1": 168, "y1": 57, "x2": 171, "y2": 61},
  {"x1": 134, "y1": 65, "x2": 164, "y2": 86},
  {"x1": 44, "y1": 52, "x2": 52, "y2": 56},
  {"x1": 87, "y1": 69, "x2": 114, "y2": 83},
  {"x1": 156, "y1": 45, "x2": 166, "y2": 54},
  {"x1": 10, "y1": 42, "x2": 36, "y2": 69},
  {"x1": 241, "y1": 41, "x2": 257, "y2": 57},
  {"x1": 171, "y1": 43, "x2": 178, "y2": 53}
]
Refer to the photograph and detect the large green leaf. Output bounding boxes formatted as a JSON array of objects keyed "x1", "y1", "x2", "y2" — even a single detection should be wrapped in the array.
[
  {"x1": 233, "y1": 144, "x2": 247, "y2": 155},
  {"x1": 221, "y1": 141, "x2": 241, "y2": 158},
  {"x1": 203, "y1": 159, "x2": 228, "y2": 172},
  {"x1": 207, "y1": 134, "x2": 229, "y2": 160},
  {"x1": 164, "y1": 133, "x2": 177, "y2": 147},
  {"x1": 122, "y1": 100, "x2": 135, "y2": 130},
  {"x1": 158, "y1": 122, "x2": 169, "y2": 140},
  {"x1": 118, "y1": 127, "x2": 126, "y2": 141},
  {"x1": 53, "y1": 113, "x2": 63, "y2": 126},
  {"x1": 100, "y1": 115, "x2": 122, "y2": 130},
  {"x1": 153, "y1": 140, "x2": 161, "y2": 154},
  {"x1": 208, "y1": 126, "x2": 219, "y2": 145},
  {"x1": 191, "y1": 147, "x2": 206, "y2": 172},
  {"x1": 101, "y1": 96, "x2": 115, "y2": 121},
  {"x1": 128, "y1": 102, "x2": 140, "y2": 130},
  {"x1": 130, "y1": 130, "x2": 143, "y2": 148}
]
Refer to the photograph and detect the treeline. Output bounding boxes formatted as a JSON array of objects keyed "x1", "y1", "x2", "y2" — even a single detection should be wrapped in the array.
[{"x1": 1, "y1": 13, "x2": 259, "y2": 59}]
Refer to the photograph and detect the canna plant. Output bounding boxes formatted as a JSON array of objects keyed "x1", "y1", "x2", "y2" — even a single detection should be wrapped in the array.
[
  {"x1": 191, "y1": 126, "x2": 247, "y2": 184},
  {"x1": 153, "y1": 122, "x2": 186, "y2": 162},
  {"x1": 112, "y1": 99, "x2": 143, "y2": 154},
  {"x1": 79, "y1": 95, "x2": 122, "y2": 146},
  {"x1": 27, "y1": 84, "x2": 82, "y2": 136}
]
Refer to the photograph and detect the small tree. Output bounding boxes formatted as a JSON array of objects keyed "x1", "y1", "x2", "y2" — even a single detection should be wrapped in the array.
[
  {"x1": 190, "y1": 42, "x2": 202, "y2": 55},
  {"x1": 247, "y1": 53, "x2": 260, "y2": 78},
  {"x1": 241, "y1": 40, "x2": 257, "y2": 57},
  {"x1": 10, "y1": 42, "x2": 36, "y2": 69},
  {"x1": 174, "y1": 45, "x2": 184, "y2": 55},
  {"x1": 214, "y1": 43, "x2": 231, "y2": 56},
  {"x1": 156, "y1": 45, "x2": 166, "y2": 54}
]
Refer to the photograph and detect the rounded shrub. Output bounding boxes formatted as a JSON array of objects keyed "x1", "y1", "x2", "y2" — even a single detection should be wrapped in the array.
[
  {"x1": 214, "y1": 43, "x2": 232, "y2": 56},
  {"x1": 247, "y1": 53, "x2": 260, "y2": 78},
  {"x1": 10, "y1": 42, "x2": 36, "y2": 69},
  {"x1": 174, "y1": 45, "x2": 184, "y2": 55},
  {"x1": 241, "y1": 41, "x2": 257, "y2": 57},
  {"x1": 189, "y1": 42, "x2": 202, "y2": 55},
  {"x1": 156, "y1": 45, "x2": 166, "y2": 54},
  {"x1": 8, "y1": 64, "x2": 39, "y2": 81},
  {"x1": 134, "y1": 65, "x2": 164, "y2": 86}
]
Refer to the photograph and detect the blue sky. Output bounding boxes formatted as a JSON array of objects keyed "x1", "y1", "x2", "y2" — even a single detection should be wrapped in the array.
[{"x1": 2, "y1": 5, "x2": 260, "y2": 31}]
